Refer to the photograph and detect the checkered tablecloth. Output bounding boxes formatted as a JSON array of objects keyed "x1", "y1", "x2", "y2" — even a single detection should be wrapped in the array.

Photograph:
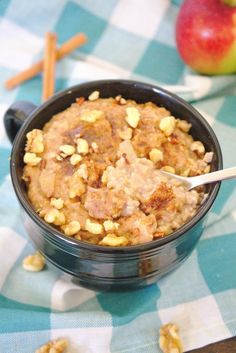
[{"x1": 1, "y1": 0, "x2": 236, "y2": 352}]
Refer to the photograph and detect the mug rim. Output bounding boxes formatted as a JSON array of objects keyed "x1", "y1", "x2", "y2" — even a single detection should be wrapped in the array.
[{"x1": 10, "y1": 79, "x2": 223, "y2": 254}]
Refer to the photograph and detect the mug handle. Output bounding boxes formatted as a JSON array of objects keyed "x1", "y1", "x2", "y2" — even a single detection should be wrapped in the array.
[{"x1": 4, "y1": 101, "x2": 37, "y2": 143}]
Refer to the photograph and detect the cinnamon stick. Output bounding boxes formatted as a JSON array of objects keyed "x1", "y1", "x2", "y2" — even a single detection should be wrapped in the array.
[
  {"x1": 5, "y1": 33, "x2": 87, "y2": 90},
  {"x1": 42, "y1": 32, "x2": 57, "y2": 101}
]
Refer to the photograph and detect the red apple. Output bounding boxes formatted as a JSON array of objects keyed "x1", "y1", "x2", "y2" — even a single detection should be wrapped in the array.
[{"x1": 176, "y1": 0, "x2": 236, "y2": 74}]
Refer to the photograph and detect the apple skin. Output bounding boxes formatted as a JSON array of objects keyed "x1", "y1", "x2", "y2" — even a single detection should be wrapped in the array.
[{"x1": 176, "y1": 0, "x2": 236, "y2": 74}]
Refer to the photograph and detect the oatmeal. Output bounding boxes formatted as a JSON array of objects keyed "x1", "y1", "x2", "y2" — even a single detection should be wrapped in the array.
[{"x1": 22, "y1": 92, "x2": 213, "y2": 246}]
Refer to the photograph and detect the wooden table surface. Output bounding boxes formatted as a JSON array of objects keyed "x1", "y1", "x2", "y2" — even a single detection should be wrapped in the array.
[{"x1": 187, "y1": 337, "x2": 236, "y2": 353}]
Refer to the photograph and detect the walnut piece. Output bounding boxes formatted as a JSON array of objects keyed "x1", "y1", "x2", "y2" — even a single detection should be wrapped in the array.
[
  {"x1": 22, "y1": 251, "x2": 45, "y2": 272},
  {"x1": 161, "y1": 166, "x2": 175, "y2": 174},
  {"x1": 103, "y1": 220, "x2": 119, "y2": 232},
  {"x1": 77, "y1": 163, "x2": 88, "y2": 180},
  {"x1": 149, "y1": 148, "x2": 163, "y2": 163},
  {"x1": 159, "y1": 116, "x2": 176, "y2": 136},
  {"x1": 76, "y1": 138, "x2": 89, "y2": 154},
  {"x1": 63, "y1": 221, "x2": 81, "y2": 236},
  {"x1": 159, "y1": 323, "x2": 183, "y2": 353},
  {"x1": 191, "y1": 141, "x2": 205, "y2": 155},
  {"x1": 120, "y1": 97, "x2": 127, "y2": 105},
  {"x1": 99, "y1": 233, "x2": 128, "y2": 246},
  {"x1": 85, "y1": 219, "x2": 103, "y2": 234},
  {"x1": 115, "y1": 95, "x2": 127, "y2": 105},
  {"x1": 44, "y1": 208, "x2": 66, "y2": 226},
  {"x1": 26, "y1": 129, "x2": 44, "y2": 154},
  {"x1": 24, "y1": 152, "x2": 42, "y2": 166},
  {"x1": 59, "y1": 145, "x2": 75, "y2": 156},
  {"x1": 50, "y1": 198, "x2": 64, "y2": 210},
  {"x1": 125, "y1": 107, "x2": 140, "y2": 128},
  {"x1": 35, "y1": 338, "x2": 68, "y2": 353},
  {"x1": 88, "y1": 90, "x2": 100, "y2": 101},
  {"x1": 70, "y1": 153, "x2": 82, "y2": 165}
]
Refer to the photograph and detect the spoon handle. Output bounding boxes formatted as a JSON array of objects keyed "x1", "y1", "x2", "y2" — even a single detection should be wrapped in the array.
[{"x1": 191, "y1": 166, "x2": 236, "y2": 188}]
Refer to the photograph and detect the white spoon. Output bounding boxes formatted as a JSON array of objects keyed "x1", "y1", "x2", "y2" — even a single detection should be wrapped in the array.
[{"x1": 160, "y1": 166, "x2": 236, "y2": 190}]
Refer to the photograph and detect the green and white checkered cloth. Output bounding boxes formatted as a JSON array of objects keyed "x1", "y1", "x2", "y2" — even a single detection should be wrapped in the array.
[{"x1": 1, "y1": 0, "x2": 236, "y2": 352}]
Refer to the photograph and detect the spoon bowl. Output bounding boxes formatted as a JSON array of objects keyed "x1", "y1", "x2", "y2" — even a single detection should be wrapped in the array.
[{"x1": 161, "y1": 166, "x2": 236, "y2": 191}]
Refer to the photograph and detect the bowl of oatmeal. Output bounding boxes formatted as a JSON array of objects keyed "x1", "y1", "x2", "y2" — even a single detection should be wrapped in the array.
[{"x1": 4, "y1": 80, "x2": 222, "y2": 290}]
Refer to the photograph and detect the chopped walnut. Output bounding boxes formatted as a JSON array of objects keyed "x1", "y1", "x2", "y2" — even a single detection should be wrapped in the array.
[
  {"x1": 24, "y1": 152, "x2": 42, "y2": 166},
  {"x1": 35, "y1": 338, "x2": 68, "y2": 353},
  {"x1": 70, "y1": 153, "x2": 82, "y2": 165},
  {"x1": 126, "y1": 107, "x2": 140, "y2": 128},
  {"x1": 115, "y1": 95, "x2": 122, "y2": 102},
  {"x1": 159, "y1": 323, "x2": 183, "y2": 353},
  {"x1": 77, "y1": 163, "x2": 88, "y2": 180},
  {"x1": 149, "y1": 148, "x2": 163, "y2": 163},
  {"x1": 44, "y1": 208, "x2": 66, "y2": 226},
  {"x1": 159, "y1": 116, "x2": 176, "y2": 136},
  {"x1": 26, "y1": 129, "x2": 44, "y2": 154},
  {"x1": 56, "y1": 155, "x2": 63, "y2": 161},
  {"x1": 103, "y1": 220, "x2": 119, "y2": 232},
  {"x1": 88, "y1": 90, "x2": 100, "y2": 101},
  {"x1": 22, "y1": 251, "x2": 45, "y2": 272},
  {"x1": 59, "y1": 145, "x2": 75, "y2": 156},
  {"x1": 76, "y1": 138, "x2": 89, "y2": 154},
  {"x1": 191, "y1": 141, "x2": 205, "y2": 155},
  {"x1": 115, "y1": 95, "x2": 127, "y2": 105},
  {"x1": 80, "y1": 109, "x2": 104, "y2": 123},
  {"x1": 161, "y1": 166, "x2": 175, "y2": 174},
  {"x1": 99, "y1": 233, "x2": 128, "y2": 246},
  {"x1": 63, "y1": 221, "x2": 81, "y2": 236},
  {"x1": 50, "y1": 198, "x2": 64, "y2": 210},
  {"x1": 120, "y1": 97, "x2": 127, "y2": 105},
  {"x1": 85, "y1": 219, "x2": 103, "y2": 234}
]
